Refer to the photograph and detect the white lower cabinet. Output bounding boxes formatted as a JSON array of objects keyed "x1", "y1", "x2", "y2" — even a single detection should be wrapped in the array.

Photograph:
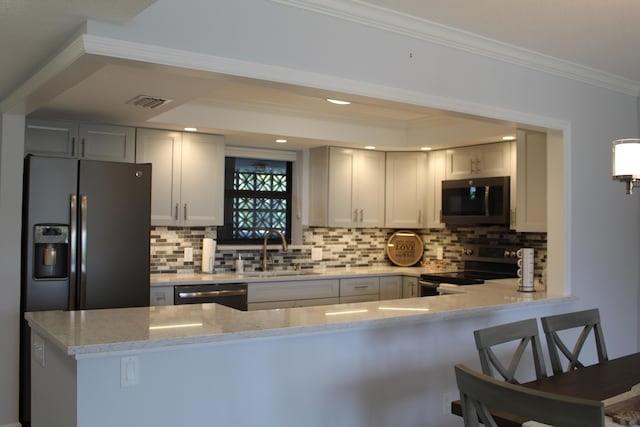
[
  {"x1": 379, "y1": 276, "x2": 403, "y2": 300},
  {"x1": 150, "y1": 285, "x2": 174, "y2": 306},
  {"x1": 249, "y1": 297, "x2": 339, "y2": 310},
  {"x1": 402, "y1": 276, "x2": 419, "y2": 298},
  {"x1": 247, "y1": 279, "x2": 340, "y2": 310},
  {"x1": 339, "y1": 277, "x2": 379, "y2": 303}
]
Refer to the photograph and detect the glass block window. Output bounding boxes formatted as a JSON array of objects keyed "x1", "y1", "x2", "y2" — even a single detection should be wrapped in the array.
[{"x1": 218, "y1": 157, "x2": 292, "y2": 243}]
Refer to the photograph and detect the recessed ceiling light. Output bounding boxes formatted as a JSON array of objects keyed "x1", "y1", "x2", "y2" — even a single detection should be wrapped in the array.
[
  {"x1": 420, "y1": 146, "x2": 432, "y2": 151},
  {"x1": 502, "y1": 135, "x2": 516, "y2": 141},
  {"x1": 275, "y1": 139, "x2": 287, "y2": 144},
  {"x1": 184, "y1": 127, "x2": 198, "y2": 132},
  {"x1": 326, "y1": 98, "x2": 351, "y2": 105},
  {"x1": 364, "y1": 146, "x2": 376, "y2": 150}
]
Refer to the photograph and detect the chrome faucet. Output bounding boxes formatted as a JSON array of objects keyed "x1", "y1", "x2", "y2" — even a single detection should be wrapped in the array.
[{"x1": 262, "y1": 229, "x2": 288, "y2": 271}]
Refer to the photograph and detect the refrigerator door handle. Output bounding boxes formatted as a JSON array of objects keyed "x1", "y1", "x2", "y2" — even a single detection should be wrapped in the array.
[
  {"x1": 69, "y1": 194, "x2": 78, "y2": 310},
  {"x1": 79, "y1": 195, "x2": 88, "y2": 308}
]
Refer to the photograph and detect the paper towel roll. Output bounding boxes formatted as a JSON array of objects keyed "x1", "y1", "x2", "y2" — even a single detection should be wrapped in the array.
[{"x1": 201, "y1": 238, "x2": 216, "y2": 273}]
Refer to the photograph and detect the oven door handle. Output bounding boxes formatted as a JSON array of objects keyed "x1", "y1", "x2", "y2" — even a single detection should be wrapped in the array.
[{"x1": 178, "y1": 289, "x2": 247, "y2": 299}]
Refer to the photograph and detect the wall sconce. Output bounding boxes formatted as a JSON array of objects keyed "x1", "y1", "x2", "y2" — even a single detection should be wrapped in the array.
[{"x1": 612, "y1": 139, "x2": 640, "y2": 194}]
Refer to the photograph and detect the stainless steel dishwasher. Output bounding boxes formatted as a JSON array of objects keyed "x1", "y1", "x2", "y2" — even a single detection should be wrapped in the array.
[{"x1": 174, "y1": 283, "x2": 248, "y2": 310}]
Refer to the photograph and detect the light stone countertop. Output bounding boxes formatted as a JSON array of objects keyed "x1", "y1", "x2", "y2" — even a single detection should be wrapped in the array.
[
  {"x1": 150, "y1": 266, "x2": 438, "y2": 286},
  {"x1": 25, "y1": 280, "x2": 572, "y2": 358}
]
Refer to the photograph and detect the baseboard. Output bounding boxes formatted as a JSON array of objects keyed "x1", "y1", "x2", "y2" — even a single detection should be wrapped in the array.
[{"x1": 0, "y1": 423, "x2": 22, "y2": 427}]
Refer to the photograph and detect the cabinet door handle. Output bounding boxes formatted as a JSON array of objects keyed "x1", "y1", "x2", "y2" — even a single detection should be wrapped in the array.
[
  {"x1": 359, "y1": 209, "x2": 363, "y2": 222},
  {"x1": 184, "y1": 203, "x2": 188, "y2": 221},
  {"x1": 354, "y1": 285, "x2": 369, "y2": 289},
  {"x1": 71, "y1": 137, "x2": 76, "y2": 157},
  {"x1": 418, "y1": 210, "x2": 422, "y2": 224},
  {"x1": 475, "y1": 157, "x2": 480, "y2": 172},
  {"x1": 354, "y1": 209, "x2": 358, "y2": 223},
  {"x1": 175, "y1": 203, "x2": 179, "y2": 220},
  {"x1": 81, "y1": 138, "x2": 86, "y2": 157}
]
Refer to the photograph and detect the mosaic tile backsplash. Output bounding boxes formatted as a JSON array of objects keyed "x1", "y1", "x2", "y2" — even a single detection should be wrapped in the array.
[{"x1": 150, "y1": 225, "x2": 547, "y2": 280}]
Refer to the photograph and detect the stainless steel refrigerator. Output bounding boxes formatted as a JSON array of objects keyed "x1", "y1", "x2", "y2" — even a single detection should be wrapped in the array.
[{"x1": 20, "y1": 155, "x2": 152, "y2": 424}]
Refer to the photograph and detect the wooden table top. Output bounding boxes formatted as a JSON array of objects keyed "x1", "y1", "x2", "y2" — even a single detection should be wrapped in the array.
[{"x1": 451, "y1": 353, "x2": 640, "y2": 427}]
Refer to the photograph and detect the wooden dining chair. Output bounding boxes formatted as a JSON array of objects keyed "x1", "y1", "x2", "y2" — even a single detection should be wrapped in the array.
[
  {"x1": 473, "y1": 318, "x2": 547, "y2": 383},
  {"x1": 454, "y1": 364, "x2": 605, "y2": 427},
  {"x1": 541, "y1": 308, "x2": 608, "y2": 375}
]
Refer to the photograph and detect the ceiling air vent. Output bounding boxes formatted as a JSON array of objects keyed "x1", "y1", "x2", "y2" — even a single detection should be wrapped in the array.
[{"x1": 126, "y1": 95, "x2": 173, "y2": 109}]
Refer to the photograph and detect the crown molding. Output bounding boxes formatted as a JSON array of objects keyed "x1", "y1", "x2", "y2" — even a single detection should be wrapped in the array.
[{"x1": 272, "y1": 0, "x2": 640, "y2": 97}]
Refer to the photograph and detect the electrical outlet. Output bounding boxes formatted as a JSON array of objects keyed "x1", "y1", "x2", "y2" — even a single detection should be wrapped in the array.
[
  {"x1": 121, "y1": 356, "x2": 140, "y2": 388},
  {"x1": 436, "y1": 246, "x2": 444, "y2": 260},
  {"x1": 184, "y1": 247, "x2": 193, "y2": 262},
  {"x1": 442, "y1": 391, "x2": 458, "y2": 415}
]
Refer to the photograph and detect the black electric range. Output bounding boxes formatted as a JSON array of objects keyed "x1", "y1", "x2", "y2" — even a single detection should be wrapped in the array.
[{"x1": 419, "y1": 245, "x2": 519, "y2": 295}]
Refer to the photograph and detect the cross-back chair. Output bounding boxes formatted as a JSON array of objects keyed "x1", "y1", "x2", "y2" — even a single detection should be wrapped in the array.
[
  {"x1": 454, "y1": 363, "x2": 605, "y2": 427},
  {"x1": 540, "y1": 308, "x2": 608, "y2": 375},
  {"x1": 473, "y1": 318, "x2": 547, "y2": 383}
]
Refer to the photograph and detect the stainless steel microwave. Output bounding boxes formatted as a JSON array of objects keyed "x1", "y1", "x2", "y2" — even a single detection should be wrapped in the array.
[{"x1": 441, "y1": 176, "x2": 510, "y2": 225}]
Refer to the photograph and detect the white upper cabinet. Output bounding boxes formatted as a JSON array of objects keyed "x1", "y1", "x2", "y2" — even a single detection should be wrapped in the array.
[
  {"x1": 445, "y1": 142, "x2": 511, "y2": 179},
  {"x1": 385, "y1": 152, "x2": 427, "y2": 228},
  {"x1": 510, "y1": 130, "x2": 547, "y2": 232},
  {"x1": 136, "y1": 128, "x2": 224, "y2": 226},
  {"x1": 25, "y1": 119, "x2": 135, "y2": 162},
  {"x1": 309, "y1": 146, "x2": 385, "y2": 228},
  {"x1": 425, "y1": 150, "x2": 446, "y2": 229}
]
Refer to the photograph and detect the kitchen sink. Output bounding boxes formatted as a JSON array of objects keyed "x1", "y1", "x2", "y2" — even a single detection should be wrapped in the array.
[{"x1": 239, "y1": 270, "x2": 321, "y2": 278}]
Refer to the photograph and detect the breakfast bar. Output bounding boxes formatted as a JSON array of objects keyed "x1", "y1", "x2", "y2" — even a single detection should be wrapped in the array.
[{"x1": 26, "y1": 281, "x2": 573, "y2": 427}]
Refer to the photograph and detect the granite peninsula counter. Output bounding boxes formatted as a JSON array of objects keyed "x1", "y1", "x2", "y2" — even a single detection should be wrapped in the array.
[
  {"x1": 26, "y1": 281, "x2": 570, "y2": 356},
  {"x1": 26, "y1": 281, "x2": 575, "y2": 427}
]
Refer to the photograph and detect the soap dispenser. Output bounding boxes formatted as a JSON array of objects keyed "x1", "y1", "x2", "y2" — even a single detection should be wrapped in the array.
[{"x1": 235, "y1": 255, "x2": 244, "y2": 273}]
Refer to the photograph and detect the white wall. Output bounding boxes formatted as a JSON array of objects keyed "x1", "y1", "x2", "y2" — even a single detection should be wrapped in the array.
[
  {"x1": 0, "y1": 114, "x2": 25, "y2": 426},
  {"x1": 86, "y1": 0, "x2": 640, "y2": 352}
]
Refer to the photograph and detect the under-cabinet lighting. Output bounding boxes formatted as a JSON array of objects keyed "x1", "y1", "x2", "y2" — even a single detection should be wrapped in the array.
[
  {"x1": 325, "y1": 309, "x2": 369, "y2": 316},
  {"x1": 184, "y1": 127, "x2": 198, "y2": 132},
  {"x1": 613, "y1": 138, "x2": 640, "y2": 194},
  {"x1": 364, "y1": 146, "x2": 376, "y2": 150},
  {"x1": 378, "y1": 307, "x2": 430, "y2": 312},
  {"x1": 326, "y1": 98, "x2": 351, "y2": 105},
  {"x1": 149, "y1": 322, "x2": 203, "y2": 330},
  {"x1": 502, "y1": 135, "x2": 516, "y2": 141},
  {"x1": 275, "y1": 139, "x2": 287, "y2": 144},
  {"x1": 420, "y1": 146, "x2": 432, "y2": 151}
]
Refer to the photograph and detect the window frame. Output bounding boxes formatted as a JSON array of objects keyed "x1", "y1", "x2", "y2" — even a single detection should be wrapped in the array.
[{"x1": 218, "y1": 152, "x2": 294, "y2": 245}]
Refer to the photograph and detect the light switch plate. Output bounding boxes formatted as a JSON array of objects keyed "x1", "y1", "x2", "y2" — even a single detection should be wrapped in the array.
[
  {"x1": 184, "y1": 247, "x2": 193, "y2": 262},
  {"x1": 121, "y1": 356, "x2": 140, "y2": 388}
]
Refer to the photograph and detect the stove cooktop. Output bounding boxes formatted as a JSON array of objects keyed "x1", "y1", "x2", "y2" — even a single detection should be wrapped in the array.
[{"x1": 420, "y1": 270, "x2": 517, "y2": 286}]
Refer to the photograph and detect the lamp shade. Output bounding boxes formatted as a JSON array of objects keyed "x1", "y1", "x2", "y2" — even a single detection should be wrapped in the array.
[{"x1": 613, "y1": 139, "x2": 640, "y2": 178}]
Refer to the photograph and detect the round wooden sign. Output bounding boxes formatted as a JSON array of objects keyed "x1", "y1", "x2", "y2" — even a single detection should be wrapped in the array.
[{"x1": 386, "y1": 231, "x2": 424, "y2": 267}]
